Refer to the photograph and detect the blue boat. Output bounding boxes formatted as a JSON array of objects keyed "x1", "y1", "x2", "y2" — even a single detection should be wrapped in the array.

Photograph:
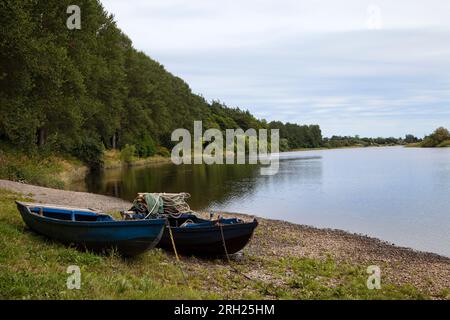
[
  {"x1": 16, "y1": 201, "x2": 166, "y2": 256},
  {"x1": 157, "y1": 213, "x2": 258, "y2": 256},
  {"x1": 126, "y1": 193, "x2": 259, "y2": 256}
]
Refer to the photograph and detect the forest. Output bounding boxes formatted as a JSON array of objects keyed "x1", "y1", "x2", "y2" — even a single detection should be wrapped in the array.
[
  {"x1": 0, "y1": 0, "x2": 326, "y2": 168},
  {"x1": 0, "y1": 1, "x2": 419, "y2": 170}
]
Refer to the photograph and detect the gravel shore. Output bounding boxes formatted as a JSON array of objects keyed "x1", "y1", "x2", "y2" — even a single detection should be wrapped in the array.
[
  {"x1": 0, "y1": 179, "x2": 130, "y2": 212},
  {"x1": 1, "y1": 179, "x2": 449, "y2": 298}
]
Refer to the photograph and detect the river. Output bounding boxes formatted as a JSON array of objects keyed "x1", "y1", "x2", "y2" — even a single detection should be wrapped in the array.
[{"x1": 70, "y1": 146, "x2": 450, "y2": 257}]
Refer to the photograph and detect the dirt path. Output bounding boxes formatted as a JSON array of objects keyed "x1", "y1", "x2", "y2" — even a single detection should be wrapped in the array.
[
  {"x1": 1, "y1": 179, "x2": 449, "y2": 298},
  {"x1": 0, "y1": 179, "x2": 130, "y2": 212}
]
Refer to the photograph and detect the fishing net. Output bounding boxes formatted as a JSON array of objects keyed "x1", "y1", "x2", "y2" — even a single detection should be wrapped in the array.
[{"x1": 130, "y1": 193, "x2": 192, "y2": 218}]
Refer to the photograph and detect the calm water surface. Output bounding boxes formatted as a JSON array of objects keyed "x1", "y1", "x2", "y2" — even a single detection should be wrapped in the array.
[{"x1": 72, "y1": 147, "x2": 450, "y2": 256}]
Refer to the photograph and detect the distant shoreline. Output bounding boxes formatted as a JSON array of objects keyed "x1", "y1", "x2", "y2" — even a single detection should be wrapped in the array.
[
  {"x1": 102, "y1": 145, "x2": 400, "y2": 171},
  {"x1": 287, "y1": 144, "x2": 402, "y2": 152}
]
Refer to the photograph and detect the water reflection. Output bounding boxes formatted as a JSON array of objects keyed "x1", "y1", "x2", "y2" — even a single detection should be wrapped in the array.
[
  {"x1": 81, "y1": 155, "x2": 323, "y2": 211},
  {"x1": 83, "y1": 162, "x2": 264, "y2": 209}
]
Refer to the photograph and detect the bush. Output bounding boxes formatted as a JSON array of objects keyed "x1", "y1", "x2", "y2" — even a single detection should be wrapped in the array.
[
  {"x1": 135, "y1": 134, "x2": 156, "y2": 158},
  {"x1": 120, "y1": 144, "x2": 136, "y2": 164},
  {"x1": 156, "y1": 146, "x2": 170, "y2": 157},
  {"x1": 279, "y1": 138, "x2": 290, "y2": 152},
  {"x1": 0, "y1": 151, "x2": 65, "y2": 189},
  {"x1": 422, "y1": 127, "x2": 450, "y2": 147},
  {"x1": 437, "y1": 140, "x2": 450, "y2": 148},
  {"x1": 72, "y1": 136, "x2": 104, "y2": 169}
]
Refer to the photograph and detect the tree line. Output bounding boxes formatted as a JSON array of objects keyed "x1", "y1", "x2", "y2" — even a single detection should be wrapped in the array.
[
  {"x1": 323, "y1": 136, "x2": 405, "y2": 149},
  {"x1": 0, "y1": 0, "x2": 323, "y2": 167},
  {"x1": 4, "y1": 1, "x2": 442, "y2": 169}
]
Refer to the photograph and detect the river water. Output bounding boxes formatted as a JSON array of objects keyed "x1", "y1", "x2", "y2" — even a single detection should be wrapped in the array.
[{"x1": 71, "y1": 146, "x2": 450, "y2": 257}]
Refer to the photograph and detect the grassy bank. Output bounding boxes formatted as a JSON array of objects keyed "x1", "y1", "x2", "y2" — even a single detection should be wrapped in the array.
[
  {"x1": 289, "y1": 145, "x2": 365, "y2": 152},
  {"x1": 406, "y1": 140, "x2": 450, "y2": 148},
  {"x1": 0, "y1": 147, "x2": 86, "y2": 190},
  {"x1": 1, "y1": 187, "x2": 442, "y2": 300},
  {"x1": 0, "y1": 146, "x2": 170, "y2": 189},
  {"x1": 406, "y1": 127, "x2": 450, "y2": 148},
  {"x1": 103, "y1": 150, "x2": 171, "y2": 169},
  {"x1": 288, "y1": 144, "x2": 405, "y2": 153}
]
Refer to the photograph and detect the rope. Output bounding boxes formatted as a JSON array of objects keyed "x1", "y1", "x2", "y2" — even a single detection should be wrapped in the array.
[
  {"x1": 138, "y1": 192, "x2": 192, "y2": 218},
  {"x1": 219, "y1": 220, "x2": 231, "y2": 264},
  {"x1": 167, "y1": 222, "x2": 189, "y2": 286},
  {"x1": 159, "y1": 193, "x2": 191, "y2": 217},
  {"x1": 168, "y1": 224, "x2": 180, "y2": 262},
  {"x1": 218, "y1": 218, "x2": 275, "y2": 294},
  {"x1": 218, "y1": 219, "x2": 252, "y2": 281}
]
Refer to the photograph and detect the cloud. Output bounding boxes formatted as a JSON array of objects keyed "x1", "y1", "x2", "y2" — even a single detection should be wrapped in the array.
[{"x1": 101, "y1": 0, "x2": 450, "y2": 137}]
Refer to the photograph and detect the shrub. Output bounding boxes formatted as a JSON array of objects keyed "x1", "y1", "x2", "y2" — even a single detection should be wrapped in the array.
[
  {"x1": 120, "y1": 144, "x2": 136, "y2": 164},
  {"x1": 156, "y1": 146, "x2": 170, "y2": 157},
  {"x1": 279, "y1": 138, "x2": 290, "y2": 152},
  {"x1": 72, "y1": 136, "x2": 104, "y2": 169},
  {"x1": 135, "y1": 134, "x2": 156, "y2": 158},
  {"x1": 437, "y1": 140, "x2": 450, "y2": 148},
  {"x1": 0, "y1": 151, "x2": 65, "y2": 189},
  {"x1": 422, "y1": 127, "x2": 450, "y2": 147}
]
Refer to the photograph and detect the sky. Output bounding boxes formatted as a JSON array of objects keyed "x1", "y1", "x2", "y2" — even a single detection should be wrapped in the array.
[{"x1": 101, "y1": 0, "x2": 450, "y2": 137}]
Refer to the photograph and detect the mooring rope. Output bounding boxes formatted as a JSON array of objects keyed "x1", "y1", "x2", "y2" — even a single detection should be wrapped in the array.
[
  {"x1": 217, "y1": 218, "x2": 278, "y2": 296},
  {"x1": 167, "y1": 222, "x2": 189, "y2": 286},
  {"x1": 218, "y1": 220, "x2": 231, "y2": 264},
  {"x1": 218, "y1": 219, "x2": 252, "y2": 281},
  {"x1": 168, "y1": 224, "x2": 180, "y2": 262}
]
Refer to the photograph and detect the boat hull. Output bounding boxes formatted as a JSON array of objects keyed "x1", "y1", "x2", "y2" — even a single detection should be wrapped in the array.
[
  {"x1": 157, "y1": 219, "x2": 258, "y2": 256},
  {"x1": 16, "y1": 202, "x2": 165, "y2": 256}
]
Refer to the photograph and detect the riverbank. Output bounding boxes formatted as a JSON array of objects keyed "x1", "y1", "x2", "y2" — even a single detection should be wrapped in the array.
[
  {"x1": 0, "y1": 180, "x2": 448, "y2": 299},
  {"x1": 0, "y1": 145, "x2": 406, "y2": 191},
  {"x1": 0, "y1": 148, "x2": 87, "y2": 190},
  {"x1": 0, "y1": 146, "x2": 171, "y2": 190},
  {"x1": 288, "y1": 144, "x2": 404, "y2": 152},
  {"x1": 405, "y1": 127, "x2": 450, "y2": 148},
  {"x1": 103, "y1": 149, "x2": 171, "y2": 169},
  {"x1": 406, "y1": 142, "x2": 450, "y2": 148}
]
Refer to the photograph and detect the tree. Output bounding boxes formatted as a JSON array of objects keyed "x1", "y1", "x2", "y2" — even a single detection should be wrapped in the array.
[
  {"x1": 405, "y1": 134, "x2": 419, "y2": 144},
  {"x1": 422, "y1": 127, "x2": 450, "y2": 147}
]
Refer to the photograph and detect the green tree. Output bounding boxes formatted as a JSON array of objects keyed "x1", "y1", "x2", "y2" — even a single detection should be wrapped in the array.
[{"x1": 422, "y1": 127, "x2": 450, "y2": 147}]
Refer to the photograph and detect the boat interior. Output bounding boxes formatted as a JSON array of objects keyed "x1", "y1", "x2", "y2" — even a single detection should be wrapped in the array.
[
  {"x1": 167, "y1": 214, "x2": 244, "y2": 228},
  {"x1": 28, "y1": 206, "x2": 114, "y2": 222}
]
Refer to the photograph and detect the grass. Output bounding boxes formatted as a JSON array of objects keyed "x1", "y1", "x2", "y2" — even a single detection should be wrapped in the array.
[
  {"x1": 405, "y1": 142, "x2": 422, "y2": 148},
  {"x1": 0, "y1": 188, "x2": 433, "y2": 300},
  {"x1": 437, "y1": 140, "x2": 450, "y2": 148},
  {"x1": 259, "y1": 256, "x2": 427, "y2": 299},
  {"x1": 0, "y1": 188, "x2": 212, "y2": 299},
  {"x1": 287, "y1": 145, "x2": 364, "y2": 152},
  {"x1": 0, "y1": 152, "x2": 66, "y2": 189},
  {"x1": 103, "y1": 150, "x2": 170, "y2": 169},
  {"x1": 0, "y1": 144, "x2": 169, "y2": 189},
  {"x1": 406, "y1": 139, "x2": 450, "y2": 148},
  {"x1": 288, "y1": 144, "x2": 401, "y2": 152},
  {"x1": 0, "y1": 144, "x2": 86, "y2": 189},
  {"x1": 406, "y1": 141, "x2": 450, "y2": 148}
]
